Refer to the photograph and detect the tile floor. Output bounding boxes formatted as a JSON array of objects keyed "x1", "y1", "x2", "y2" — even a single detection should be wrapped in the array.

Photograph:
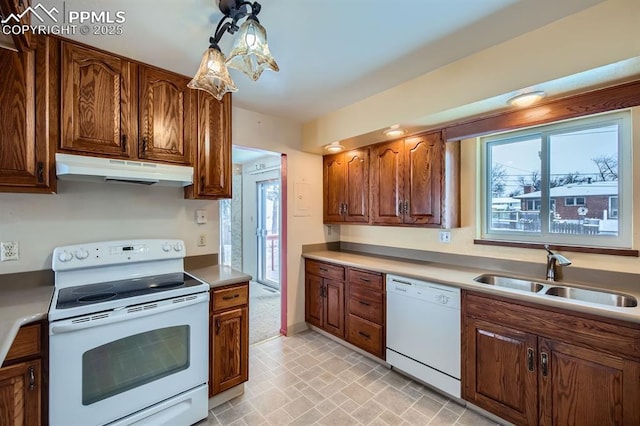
[{"x1": 197, "y1": 330, "x2": 503, "y2": 425}]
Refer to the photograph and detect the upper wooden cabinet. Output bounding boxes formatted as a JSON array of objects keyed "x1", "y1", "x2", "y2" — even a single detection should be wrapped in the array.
[
  {"x1": 323, "y1": 130, "x2": 459, "y2": 228},
  {"x1": 0, "y1": 35, "x2": 55, "y2": 193},
  {"x1": 185, "y1": 92, "x2": 232, "y2": 199},
  {"x1": 138, "y1": 66, "x2": 194, "y2": 165},
  {"x1": 0, "y1": 0, "x2": 33, "y2": 51},
  {"x1": 370, "y1": 131, "x2": 443, "y2": 226},
  {"x1": 323, "y1": 148, "x2": 369, "y2": 223},
  {"x1": 60, "y1": 42, "x2": 133, "y2": 158},
  {"x1": 59, "y1": 40, "x2": 195, "y2": 166}
]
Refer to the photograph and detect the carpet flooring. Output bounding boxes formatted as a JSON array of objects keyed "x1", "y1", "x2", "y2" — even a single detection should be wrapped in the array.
[{"x1": 249, "y1": 281, "x2": 281, "y2": 345}]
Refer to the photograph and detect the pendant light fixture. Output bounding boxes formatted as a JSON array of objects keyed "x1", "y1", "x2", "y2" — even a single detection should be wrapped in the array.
[{"x1": 188, "y1": 0, "x2": 278, "y2": 100}]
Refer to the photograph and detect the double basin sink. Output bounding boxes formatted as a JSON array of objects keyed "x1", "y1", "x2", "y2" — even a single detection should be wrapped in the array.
[{"x1": 474, "y1": 274, "x2": 638, "y2": 308}]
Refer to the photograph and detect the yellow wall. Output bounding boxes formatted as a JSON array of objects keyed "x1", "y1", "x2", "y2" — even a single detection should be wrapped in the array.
[{"x1": 302, "y1": 0, "x2": 640, "y2": 150}]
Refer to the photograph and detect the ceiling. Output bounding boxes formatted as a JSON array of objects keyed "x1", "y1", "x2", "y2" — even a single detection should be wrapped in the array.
[{"x1": 39, "y1": 0, "x2": 610, "y2": 124}]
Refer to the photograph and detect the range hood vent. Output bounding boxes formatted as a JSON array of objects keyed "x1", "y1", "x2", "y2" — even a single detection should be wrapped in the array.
[{"x1": 55, "y1": 153, "x2": 194, "y2": 187}]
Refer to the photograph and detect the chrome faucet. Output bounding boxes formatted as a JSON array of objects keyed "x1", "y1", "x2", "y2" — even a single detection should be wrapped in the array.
[{"x1": 544, "y1": 245, "x2": 571, "y2": 281}]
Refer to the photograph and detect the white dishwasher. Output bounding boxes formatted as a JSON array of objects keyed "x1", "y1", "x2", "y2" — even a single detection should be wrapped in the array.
[{"x1": 386, "y1": 274, "x2": 461, "y2": 398}]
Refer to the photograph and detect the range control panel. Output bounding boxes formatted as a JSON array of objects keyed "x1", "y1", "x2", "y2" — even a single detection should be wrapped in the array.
[{"x1": 52, "y1": 239, "x2": 185, "y2": 271}]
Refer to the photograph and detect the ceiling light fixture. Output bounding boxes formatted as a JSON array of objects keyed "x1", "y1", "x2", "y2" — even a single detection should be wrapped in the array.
[
  {"x1": 188, "y1": 0, "x2": 279, "y2": 100},
  {"x1": 383, "y1": 124, "x2": 406, "y2": 138},
  {"x1": 507, "y1": 91, "x2": 546, "y2": 108},
  {"x1": 324, "y1": 142, "x2": 345, "y2": 153}
]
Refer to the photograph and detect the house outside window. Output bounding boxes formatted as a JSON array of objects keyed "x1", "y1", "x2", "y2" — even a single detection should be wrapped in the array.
[{"x1": 481, "y1": 110, "x2": 631, "y2": 248}]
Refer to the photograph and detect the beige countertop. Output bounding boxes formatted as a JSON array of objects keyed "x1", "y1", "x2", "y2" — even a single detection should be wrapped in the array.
[
  {"x1": 0, "y1": 271, "x2": 54, "y2": 366},
  {"x1": 186, "y1": 264, "x2": 252, "y2": 288},
  {"x1": 303, "y1": 250, "x2": 640, "y2": 325},
  {"x1": 0, "y1": 264, "x2": 250, "y2": 366}
]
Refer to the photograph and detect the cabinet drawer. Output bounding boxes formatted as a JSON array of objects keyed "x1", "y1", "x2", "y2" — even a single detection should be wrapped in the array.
[
  {"x1": 348, "y1": 268, "x2": 383, "y2": 292},
  {"x1": 211, "y1": 284, "x2": 248, "y2": 311},
  {"x1": 5, "y1": 323, "x2": 41, "y2": 363},
  {"x1": 305, "y1": 259, "x2": 345, "y2": 281},
  {"x1": 349, "y1": 286, "x2": 383, "y2": 325},
  {"x1": 347, "y1": 314, "x2": 383, "y2": 358}
]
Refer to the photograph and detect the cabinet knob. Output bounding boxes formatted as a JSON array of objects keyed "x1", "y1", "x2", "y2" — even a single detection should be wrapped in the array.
[
  {"x1": 215, "y1": 318, "x2": 221, "y2": 335},
  {"x1": 541, "y1": 352, "x2": 549, "y2": 377},
  {"x1": 28, "y1": 366, "x2": 36, "y2": 391},
  {"x1": 527, "y1": 347, "x2": 535, "y2": 372},
  {"x1": 36, "y1": 162, "x2": 44, "y2": 184}
]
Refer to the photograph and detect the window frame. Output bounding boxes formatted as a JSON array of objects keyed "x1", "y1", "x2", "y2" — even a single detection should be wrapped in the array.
[{"x1": 480, "y1": 110, "x2": 632, "y2": 249}]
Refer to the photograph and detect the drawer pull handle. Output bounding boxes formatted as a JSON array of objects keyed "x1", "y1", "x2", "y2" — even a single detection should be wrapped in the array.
[
  {"x1": 392, "y1": 279, "x2": 412, "y2": 286},
  {"x1": 358, "y1": 331, "x2": 371, "y2": 339},
  {"x1": 359, "y1": 300, "x2": 370, "y2": 306},
  {"x1": 28, "y1": 366, "x2": 36, "y2": 391},
  {"x1": 319, "y1": 268, "x2": 328, "y2": 272},
  {"x1": 36, "y1": 162, "x2": 44, "y2": 183},
  {"x1": 360, "y1": 278, "x2": 371, "y2": 283},
  {"x1": 527, "y1": 348, "x2": 535, "y2": 372},
  {"x1": 541, "y1": 352, "x2": 549, "y2": 377},
  {"x1": 222, "y1": 294, "x2": 239, "y2": 300}
]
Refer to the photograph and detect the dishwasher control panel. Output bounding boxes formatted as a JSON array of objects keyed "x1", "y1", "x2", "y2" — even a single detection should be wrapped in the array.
[{"x1": 386, "y1": 274, "x2": 461, "y2": 309}]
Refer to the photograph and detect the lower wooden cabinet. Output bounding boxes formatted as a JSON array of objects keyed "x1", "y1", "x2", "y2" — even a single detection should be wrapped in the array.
[
  {"x1": 304, "y1": 260, "x2": 346, "y2": 338},
  {"x1": 463, "y1": 291, "x2": 640, "y2": 426},
  {"x1": 305, "y1": 259, "x2": 386, "y2": 360},
  {"x1": 209, "y1": 283, "x2": 249, "y2": 397},
  {"x1": 0, "y1": 322, "x2": 45, "y2": 426}
]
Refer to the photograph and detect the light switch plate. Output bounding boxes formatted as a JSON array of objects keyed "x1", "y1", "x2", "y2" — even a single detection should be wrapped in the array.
[{"x1": 196, "y1": 209, "x2": 207, "y2": 224}]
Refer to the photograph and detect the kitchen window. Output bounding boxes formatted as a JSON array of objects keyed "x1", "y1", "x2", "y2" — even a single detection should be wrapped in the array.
[{"x1": 480, "y1": 110, "x2": 632, "y2": 249}]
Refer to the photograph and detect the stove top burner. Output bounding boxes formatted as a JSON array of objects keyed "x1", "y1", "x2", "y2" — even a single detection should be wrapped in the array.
[
  {"x1": 77, "y1": 293, "x2": 117, "y2": 303},
  {"x1": 56, "y1": 273, "x2": 201, "y2": 310}
]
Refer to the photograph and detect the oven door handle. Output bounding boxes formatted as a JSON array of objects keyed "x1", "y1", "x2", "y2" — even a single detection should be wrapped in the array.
[{"x1": 50, "y1": 292, "x2": 209, "y2": 334}]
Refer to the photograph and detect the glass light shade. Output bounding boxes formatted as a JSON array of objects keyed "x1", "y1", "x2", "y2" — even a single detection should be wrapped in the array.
[
  {"x1": 383, "y1": 125, "x2": 406, "y2": 138},
  {"x1": 188, "y1": 46, "x2": 238, "y2": 100},
  {"x1": 324, "y1": 142, "x2": 344, "y2": 153},
  {"x1": 226, "y1": 18, "x2": 279, "y2": 81}
]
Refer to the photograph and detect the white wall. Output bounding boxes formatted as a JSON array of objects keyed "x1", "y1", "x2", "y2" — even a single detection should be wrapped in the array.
[
  {"x1": 232, "y1": 107, "x2": 338, "y2": 333},
  {"x1": 0, "y1": 181, "x2": 218, "y2": 274}
]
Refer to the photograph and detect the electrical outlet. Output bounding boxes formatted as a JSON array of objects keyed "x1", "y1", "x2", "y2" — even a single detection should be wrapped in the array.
[
  {"x1": 197, "y1": 234, "x2": 207, "y2": 247},
  {"x1": 1, "y1": 241, "x2": 19, "y2": 261},
  {"x1": 438, "y1": 231, "x2": 451, "y2": 244}
]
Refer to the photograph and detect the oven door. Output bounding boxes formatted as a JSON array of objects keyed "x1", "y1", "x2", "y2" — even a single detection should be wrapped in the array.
[{"x1": 49, "y1": 292, "x2": 209, "y2": 426}]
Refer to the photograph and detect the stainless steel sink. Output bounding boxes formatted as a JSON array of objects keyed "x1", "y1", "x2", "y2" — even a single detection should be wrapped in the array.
[
  {"x1": 545, "y1": 286, "x2": 638, "y2": 308},
  {"x1": 474, "y1": 274, "x2": 544, "y2": 293}
]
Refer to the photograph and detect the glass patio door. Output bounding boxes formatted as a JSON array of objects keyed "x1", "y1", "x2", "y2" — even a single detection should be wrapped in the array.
[{"x1": 257, "y1": 178, "x2": 280, "y2": 288}]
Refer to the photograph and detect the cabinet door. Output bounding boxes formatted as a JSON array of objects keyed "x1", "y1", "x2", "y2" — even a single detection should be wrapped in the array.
[
  {"x1": 212, "y1": 307, "x2": 248, "y2": 395},
  {"x1": 403, "y1": 132, "x2": 442, "y2": 225},
  {"x1": 323, "y1": 153, "x2": 345, "y2": 222},
  {"x1": 463, "y1": 318, "x2": 538, "y2": 426},
  {"x1": 370, "y1": 140, "x2": 404, "y2": 224},
  {"x1": 323, "y1": 279, "x2": 345, "y2": 338},
  {"x1": 0, "y1": 360, "x2": 41, "y2": 426},
  {"x1": 344, "y1": 148, "x2": 369, "y2": 223},
  {"x1": 138, "y1": 67, "x2": 194, "y2": 165},
  {"x1": 61, "y1": 42, "x2": 133, "y2": 157},
  {"x1": 305, "y1": 274, "x2": 324, "y2": 328},
  {"x1": 0, "y1": 36, "x2": 54, "y2": 193},
  {"x1": 186, "y1": 92, "x2": 232, "y2": 199},
  {"x1": 538, "y1": 338, "x2": 640, "y2": 426}
]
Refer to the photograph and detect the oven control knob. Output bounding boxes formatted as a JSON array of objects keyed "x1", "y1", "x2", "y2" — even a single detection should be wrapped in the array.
[
  {"x1": 57, "y1": 251, "x2": 73, "y2": 262},
  {"x1": 74, "y1": 249, "x2": 89, "y2": 260},
  {"x1": 162, "y1": 243, "x2": 172, "y2": 252},
  {"x1": 173, "y1": 242, "x2": 183, "y2": 252}
]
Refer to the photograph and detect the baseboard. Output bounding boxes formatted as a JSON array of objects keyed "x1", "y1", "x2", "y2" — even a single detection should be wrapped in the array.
[
  {"x1": 307, "y1": 324, "x2": 391, "y2": 368},
  {"x1": 285, "y1": 321, "x2": 309, "y2": 336},
  {"x1": 208, "y1": 383, "x2": 244, "y2": 410}
]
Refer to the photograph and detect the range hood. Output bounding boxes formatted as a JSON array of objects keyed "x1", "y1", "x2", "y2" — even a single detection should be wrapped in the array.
[{"x1": 55, "y1": 153, "x2": 194, "y2": 187}]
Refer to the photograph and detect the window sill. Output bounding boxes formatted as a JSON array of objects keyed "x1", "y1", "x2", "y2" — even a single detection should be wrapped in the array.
[{"x1": 474, "y1": 239, "x2": 638, "y2": 257}]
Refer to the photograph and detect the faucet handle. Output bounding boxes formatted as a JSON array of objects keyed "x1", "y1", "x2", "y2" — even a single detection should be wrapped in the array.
[{"x1": 544, "y1": 244, "x2": 554, "y2": 255}]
